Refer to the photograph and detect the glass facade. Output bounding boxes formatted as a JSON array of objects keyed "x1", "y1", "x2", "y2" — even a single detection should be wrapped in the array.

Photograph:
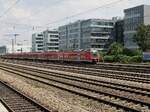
[
  {"x1": 124, "y1": 5, "x2": 146, "y2": 49},
  {"x1": 81, "y1": 19, "x2": 114, "y2": 51},
  {"x1": 59, "y1": 19, "x2": 114, "y2": 51}
]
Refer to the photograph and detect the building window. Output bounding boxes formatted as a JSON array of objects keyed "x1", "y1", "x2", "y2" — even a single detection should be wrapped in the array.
[
  {"x1": 91, "y1": 33, "x2": 109, "y2": 37},
  {"x1": 37, "y1": 45, "x2": 43, "y2": 47},
  {"x1": 36, "y1": 38, "x2": 43, "y2": 40},
  {"x1": 50, "y1": 35, "x2": 58, "y2": 38},
  {"x1": 47, "y1": 43, "x2": 59, "y2": 46},
  {"x1": 36, "y1": 41, "x2": 43, "y2": 43},
  {"x1": 37, "y1": 48, "x2": 43, "y2": 50},
  {"x1": 50, "y1": 39, "x2": 59, "y2": 42}
]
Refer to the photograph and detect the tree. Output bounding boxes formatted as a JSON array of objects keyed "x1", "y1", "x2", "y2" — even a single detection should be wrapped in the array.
[
  {"x1": 134, "y1": 24, "x2": 150, "y2": 51},
  {"x1": 123, "y1": 48, "x2": 142, "y2": 56},
  {"x1": 109, "y1": 42, "x2": 123, "y2": 55}
]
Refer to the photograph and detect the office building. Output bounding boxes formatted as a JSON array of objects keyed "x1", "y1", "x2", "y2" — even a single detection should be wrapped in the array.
[
  {"x1": 0, "y1": 46, "x2": 7, "y2": 55},
  {"x1": 124, "y1": 5, "x2": 150, "y2": 49},
  {"x1": 113, "y1": 19, "x2": 124, "y2": 45},
  {"x1": 43, "y1": 30, "x2": 59, "y2": 52},
  {"x1": 59, "y1": 19, "x2": 115, "y2": 51},
  {"x1": 32, "y1": 33, "x2": 44, "y2": 52},
  {"x1": 59, "y1": 25, "x2": 68, "y2": 51},
  {"x1": 32, "y1": 30, "x2": 59, "y2": 52}
]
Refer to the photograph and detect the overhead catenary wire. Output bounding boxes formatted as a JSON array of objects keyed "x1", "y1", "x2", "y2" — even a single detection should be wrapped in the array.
[
  {"x1": 3, "y1": 0, "x2": 127, "y2": 29},
  {"x1": 15, "y1": 0, "x2": 129, "y2": 31},
  {"x1": 21, "y1": 0, "x2": 67, "y2": 21},
  {"x1": 2, "y1": 0, "x2": 142, "y2": 34},
  {"x1": 3, "y1": 0, "x2": 65, "y2": 29},
  {"x1": 43, "y1": 0, "x2": 127, "y2": 26},
  {"x1": 0, "y1": 0, "x2": 21, "y2": 19}
]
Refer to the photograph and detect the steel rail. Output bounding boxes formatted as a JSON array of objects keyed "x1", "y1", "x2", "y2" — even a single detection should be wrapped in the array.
[
  {"x1": 0, "y1": 64, "x2": 149, "y2": 112},
  {"x1": 4, "y1": 61, "x2": 150, "y2": 83},
  {"x1": 0, "y1": 80, "x2": 56, "y2": 112},
  {"x1": 2, "y1": 63, "x2": 150, "y2": 97},
  {"x1": 1, "y1": 62, "x2": 150, "y2": 92}
]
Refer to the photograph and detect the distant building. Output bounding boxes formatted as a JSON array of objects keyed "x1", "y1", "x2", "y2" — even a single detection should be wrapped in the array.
[
  {"x1": 59, "y1": 19, "x2": 115, "y2": 51},
  {"x1": 32, "y1": 30, "x2": 59, "y2": 52},
  {"x1": 124, "y1": 5, "x2": 150, "y2": 49},
  {"x1": 43, "y1": 30, "x2": 59, "y2": 52},
  {"x1": 59, "y1": 25, "x2": 68, "y2": 51},
  {"x1": 0, "y1": 46, "x2": 7, "y2": 55},
  {"x1": 113, "y1": 20, "x2": 124, "y2": 45},
  {"x1": 59, "y1": 21, "x2": 81, "y2": 51},
  {"x1": 32, "y1": 33, "x2": 44, "y2": 52}
]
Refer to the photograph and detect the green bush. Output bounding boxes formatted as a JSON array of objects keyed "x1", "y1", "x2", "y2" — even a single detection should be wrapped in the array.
[
  {"x1": 119, "y1": 55, "x2": 131, "y2": 63},
  {"x1": 134, "y1": 49, "x2": 142, "y2": 56},
  {"x1": 104, "y1": 55, "x2": 142, "y2": 63},
  {"x1": 109, "y1": 42, "x2": 123, "y2": 55},
  {"x1": 123, "y1": 48, "x2": 134, "y2": 56},
  {"x1": 99, "y1": 51, "x2": 106, "y2": 62},
  {"x1": 123, "y1": 48, "x2": 142, "y2": 56},
  {"x1": 113, "y1": 55, "x2": 131, "y2": 63},
  {"x1": 113, "y1": 55, "x2": 121, "y2": 62},
  {"x1": 104, "y1": 55, "x2": 114, "y2": 62},
  {"x1": 130, "y1": 56, "x2": 142, "y2": 63}
]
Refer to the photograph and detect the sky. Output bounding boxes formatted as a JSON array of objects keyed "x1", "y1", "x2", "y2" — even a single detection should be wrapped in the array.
[{"x1": 0, "y1": 0, "x2": 149, "y2": 52}]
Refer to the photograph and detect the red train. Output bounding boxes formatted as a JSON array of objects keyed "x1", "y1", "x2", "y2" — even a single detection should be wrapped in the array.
[{"x1": 3, "y1": 50, "x2": 100, "y2": 63}]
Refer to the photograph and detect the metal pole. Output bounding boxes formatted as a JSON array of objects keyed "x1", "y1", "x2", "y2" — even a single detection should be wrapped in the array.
[
  {"x1": 12, "y1": 39, "x2": 14, "y2": 53},
  {"x1": 14, "y1": 35, "x2": 16, "y2": 45},
  {"x1": 21, "y1": 48, "x2": 23, "y2": 53}
]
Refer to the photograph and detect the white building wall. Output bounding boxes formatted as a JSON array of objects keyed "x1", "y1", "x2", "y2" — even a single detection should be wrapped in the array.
[
  {"x1": 32, "y1": 33, "x2": 44, "y2": 52},
  {"x1": 43, "y1": 30, "x2": 59, "y2": 52}
]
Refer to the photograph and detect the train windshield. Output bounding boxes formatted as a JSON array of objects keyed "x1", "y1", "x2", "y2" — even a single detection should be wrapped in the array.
[{"x1": 91, "y1": 50, "x2": 98, "y2": 57}]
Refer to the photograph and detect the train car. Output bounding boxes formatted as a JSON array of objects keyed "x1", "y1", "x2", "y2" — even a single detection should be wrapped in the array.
[
  {"x1": 143, "y1": 52, "x2": 150, "y2": 61},
  {"x1": 2, "y1": 49, "x2": 100, "y2": 63}
]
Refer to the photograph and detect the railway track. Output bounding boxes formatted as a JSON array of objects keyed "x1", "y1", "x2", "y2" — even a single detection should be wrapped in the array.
[
  {"x1": 0, "y1": 80, "x2": 56, "y2": 112},
  {"x1": 9, "y1": 59, "x2": 150, "y2": 74},
  {"x1": 0, "y1": 62, "x2": 150, "y2": 112},
  {"x1": 2, "y1": 62, "x2": 150, "y2": 95},
  {"x1": 3, "y1": 59, "x2": 150, "y2": 74},
  {"x1": 95, "y1": 63, "x2": 150, "y2": 73},
  {"x1": 7, "y1": 60, "x2": 150, "y2": 83},
  {"x1": 56, "y1": 62, "x2": 150, "y2": 73}
]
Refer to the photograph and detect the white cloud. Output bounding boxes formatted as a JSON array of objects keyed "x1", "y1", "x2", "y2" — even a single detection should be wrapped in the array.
[{"x1": 11, "y1": 8, "x2": 31, "y2": 19}]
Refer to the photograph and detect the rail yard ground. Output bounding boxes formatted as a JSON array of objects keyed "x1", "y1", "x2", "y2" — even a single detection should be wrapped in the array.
[{"x1": 0, "y1": 60, "x2": 150, "y2": 112}]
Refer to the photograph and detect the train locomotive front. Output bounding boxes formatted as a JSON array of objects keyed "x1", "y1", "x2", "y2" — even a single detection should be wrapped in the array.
[{"x1": 90, "y1": 49, "x2": 100, "y2": 63}]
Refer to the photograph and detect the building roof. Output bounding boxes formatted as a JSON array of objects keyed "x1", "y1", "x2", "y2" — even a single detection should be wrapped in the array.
[
  {"x1": 124, "y1": 4, "x2": 150, "y2": 12},
  {"x1": 58, "y1": 18, "x2": 115, "y2": 29},
  {"x1": 43, "y1": 29, "x2": 58, "y2": 33}
]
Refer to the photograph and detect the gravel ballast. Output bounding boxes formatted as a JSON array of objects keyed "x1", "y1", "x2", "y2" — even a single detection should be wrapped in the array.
[{"x1": 0, "y1": 70, "x2": 120, "y2": 112}]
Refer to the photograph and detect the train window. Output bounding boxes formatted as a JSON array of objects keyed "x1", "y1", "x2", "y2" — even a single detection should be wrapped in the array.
[{"x1": 91, "y1": 50, "x2": 98, "y2": 57}]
